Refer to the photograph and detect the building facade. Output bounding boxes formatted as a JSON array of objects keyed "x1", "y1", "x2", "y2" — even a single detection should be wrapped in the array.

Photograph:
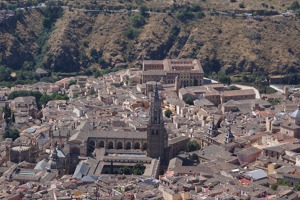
[
  {"x1": 141, "y1": 59, "x2": 204, "y2": 87},
  {"x1": 147, "y1": 84, "x2": 169, "y2": 165}
]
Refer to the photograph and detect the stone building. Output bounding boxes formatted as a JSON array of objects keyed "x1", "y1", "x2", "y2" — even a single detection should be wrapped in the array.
[
  {"x1": 10, "y1": 96, "x2": 38, "y2": 119},
  {"x1": 141, "y1": 59, "x2": 204, "y2": 87},
  {"x1": 147, "y1": 83, "x2": 169, "y2": 165},
  {"x1": 280, "y1": 105, "x2": 300, "y2": 138},
  {"x1": 9, "y1": 135, "x2": 39, "y2": 163}
]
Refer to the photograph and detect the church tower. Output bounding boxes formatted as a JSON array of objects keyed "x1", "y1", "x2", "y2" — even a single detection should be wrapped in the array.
[
  {"x1": 147, "y1": 83, "x2": 168, "y2": 164},
  {"x1": 208, "y1": 114, "x2": 218, "y2": 137}
]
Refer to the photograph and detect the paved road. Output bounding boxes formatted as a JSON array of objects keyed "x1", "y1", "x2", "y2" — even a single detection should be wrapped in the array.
[
  {"x1": 232, "y1": 84, "x2": 261, "y2": 99},
  {"x1": 269, "y1": 85, "x2": 284, "y2": 93},
  {"x1": 14, "y1": 3, "x2": 294, "y2": 18}
]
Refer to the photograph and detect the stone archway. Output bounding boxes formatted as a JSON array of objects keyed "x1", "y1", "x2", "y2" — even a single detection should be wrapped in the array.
[
  {"x1": 125, "y1": 142, "x2": 131, "y2": 150},
  {"x1": 107, "y1": 141, "x2": 114, "y2": 149},
  {"x1": 134, "y1": 142, "x2": 140, "y2": 149},
  {"x1": 116, "y1": 141, "x2": 123, "y2": 149},
  {"x1": 99, "y1": 141, "x2": 105, "y2": 148},
  {"x1": 88, "y1": 140, "x2": 95, "y2": 154},
  {"x1": 70, "y1": 147, "x2": 80, "y2": 157},
  {"x1": 142, "y1": 143, "x2": 147, "y2": 151}
]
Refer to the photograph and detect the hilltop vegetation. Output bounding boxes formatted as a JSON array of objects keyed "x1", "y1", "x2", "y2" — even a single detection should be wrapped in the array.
[{"x1": 0, "y1": 0, "x2": 300, "y2": 77}]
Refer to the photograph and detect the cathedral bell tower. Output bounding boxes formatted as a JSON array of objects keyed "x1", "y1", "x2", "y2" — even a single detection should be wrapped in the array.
[{"x1": 147, "y1": 83, "x2": 168, "y2": 164}]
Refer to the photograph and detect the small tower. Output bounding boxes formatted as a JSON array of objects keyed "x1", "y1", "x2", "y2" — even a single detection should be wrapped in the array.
[
  {"x1": 208, "y1": 115, "x2": 218, "y2": 137},
  {"x1": 175, "y1": 76, "x2": 180, "y2": 93},
  {"x1": 290, "y1": 105, "x2": 300, "y2": 125},
  {"x1": 147, "y1": 83, "x2": 168, "y2": 164},
  {"x1": 284, "y1": 86, "x2": 289, "y2": 99},
  {"x1": 47, "y1": 145, "x2": 63, "y2": 174},
  {"x1": 225, "y1": 127, "x2": 235, "y2": 144}
]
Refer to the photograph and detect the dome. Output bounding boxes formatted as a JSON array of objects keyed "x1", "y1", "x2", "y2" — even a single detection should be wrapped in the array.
[
  {"x1": 47, "y1": 146, "x2": 62, "y2": 169},
  {"x1": 290, "y1": 105, "x2": 300, "y2": 119},
  {"x1": 47, "y1": 159, "x2": 59, "y2": 169}
]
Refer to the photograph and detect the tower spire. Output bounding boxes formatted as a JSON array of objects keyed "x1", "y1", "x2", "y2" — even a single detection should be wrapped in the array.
[{"x1": 154, "y1": 82, "x2": 159, "y2": 101}]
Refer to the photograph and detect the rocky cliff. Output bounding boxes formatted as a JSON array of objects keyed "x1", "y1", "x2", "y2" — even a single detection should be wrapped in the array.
[{"x1": 1, "y1": 8, "x2": 300, "y2": 75}]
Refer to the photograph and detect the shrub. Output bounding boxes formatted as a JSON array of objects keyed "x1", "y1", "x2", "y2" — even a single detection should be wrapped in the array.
[
  {"x1": 187, "y1": 140, "x2": 200, "y2": 152},
  {"x1": 268, "y1": 98, "x2": 281, "y2": 105},
  {"x1": 164, "y1": 109, "x2": 172, "y2": 118},
  {"x1": 3, "y1": 129, "x2": 20, "y2": 141},
  {"x1": 139, "y1": 5, "x2": 148, "y2": 16},
  {"x1": 124, "y1": 27, "x2": 140, "y2": 39},
  {"x1": 125, "y1": 4, "x2": 132, "y2": 10},
  {"x1": 289, "y1": 1, "x2": 300, "y2": 10},
  {"x1": 228, "y1": 85, "x2": 240, "y2": 90},
  {"x1": 184, "y1": 97, "x2": 194, "y2": 105},
  {"x1": 175, "y1": 8, "x2": 194, "y2": 21},
  {"x1": 130, "y1": 14, "x2": 146, "y2": 28},
  {"x1": 239, "y1": 3, "x2": 245, "y2": 8}
]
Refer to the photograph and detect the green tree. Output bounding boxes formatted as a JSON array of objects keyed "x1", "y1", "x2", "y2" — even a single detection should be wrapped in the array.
[
  {"x1": 125, "y1": 4, "x2": 132, "y2": 10},
  {"x1": 3, "y1": 106, "x2": 11, "y2": 121},
  {"x1": 11, "y1": 112, "x2": 15, "y2": 123},
  {"x1": 164, "y1": 109, "x2": 172, "y2": 118},
  {"x1": 184, "y1": 97, "x2": 194, "y2": 105},
  {"x1": 3, "y1": 129, "x2": 20, "y2": 141},
  {"x1": 189, "y1": 153, "x2": 199, "y2": 162},
  {"x1": 239, "y1": 3, "x2": 245, "y2": 8},
  {"x1": 228, "y1": 85, "x2": 240, "y2": 90},
  {"x1": 0, "y1": 66, "x2": 12, "y2": 82},
  {"x1": 271, "y1": 183, "x2": 278, "y2": 190},
  {"x1": 187, "y1": 140, "x2": 200, "y2": 152},
  {"x1": 133, "y1": 163, "x2": 144, "y2": 175},
  {"x1": 139, "y1": 5, "x2": 148, "y2": 16},
  {"x1": 294, "y1": 183, "x2": 300, "y2": 191},
  {"x1": 124, "y1": 27, "x2": 140, "y2": 39},
  {"x1": 120, "y1": 166, "x2": 131, "y2": 175},
  {"x1": 268, "y1": 98, "x2": 281, "y2": 105},
  {"x1": 175, "y1": 8, "x2": 194, "y2": 21},
  {"x1": 289, "y1": 1, "x2": 300, "y2": 10},
  {"x1": 130, "y1": 14, "x2": 146, "y2": 28},
  {"x1": 217, "y1": 75, "x2": 231, "y2": 85},
  {"x1": 39, "y1": 94, "x2": 53, "y2": 107},
  {"x1": 69, "y1": 79, "x2": 77, "y2": 86}
]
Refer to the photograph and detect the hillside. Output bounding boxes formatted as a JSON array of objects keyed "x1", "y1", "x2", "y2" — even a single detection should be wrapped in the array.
[{"x1": 0, "y1": 2, "x2": 300, "y2": 76}]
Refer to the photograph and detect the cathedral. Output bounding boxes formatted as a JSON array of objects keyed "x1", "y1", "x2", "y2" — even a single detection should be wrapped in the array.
[
  {"x1": 147, "y1": 83, "x2": 169, "y2": 165},
  {"x1": 33, "y1": 83, "x2": 174, "y2": 176}
]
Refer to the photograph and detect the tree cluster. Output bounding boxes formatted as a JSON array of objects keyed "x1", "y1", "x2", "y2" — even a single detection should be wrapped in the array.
[
  {"x1": 3, "y1": 129, "x2": 20, "y2": 141},
  {"x1": 187, "y1": 140, "x2": 200, "y2": 152},
  {"x1": 119, "y1": 163, "x2": 145, "y2": 175},
  {"x1": 8, "y1": 90, "x2": 68, "y2": 109},
  {"x1": 164, "y1": 109, "x2": 172, "y2": 118},
  {"x1": 289, "y1": 1, "x2": 300, "y2": 16},
  {"x1": 173, "y1": 4, "x2": 205, "y2": 21}
]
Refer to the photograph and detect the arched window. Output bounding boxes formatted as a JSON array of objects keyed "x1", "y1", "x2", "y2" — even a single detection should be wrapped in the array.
[
  {"x1": 125, "y1": 142, "x2": 131, "y2": 150},
  {"x1": 116, "y1": 142, "x2": 123, "y2": 149},
  {"x1": 70, "y1": 147, "x2": 80, "y2": 157},
  {"x1": 99, "y1": 141, "x2": 105, "y2": 148},
  {"x1": 142, "y1": 143, "x2": 147, "y2": 151},
  {"x1": 88, "y1": 140, "x2": 95, "y2": 154},
  {"x1": 134, "y1": 142, "x2": 140, "y2": 149},
  {"x1": 108, "y1": 141, "x2": 114, "y2": 149}
]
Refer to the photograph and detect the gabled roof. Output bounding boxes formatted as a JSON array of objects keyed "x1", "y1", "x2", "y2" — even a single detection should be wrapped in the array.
[
  {"x1": 72, "y1": 162, "x2": 90, "y2": 179},
  {"x1": 290, "y1": 105, "x2": 300, "y2": 119},
  {"x1": 246, "y1": 169, "x2": 267, "y2": 180},
  {"x1": 34, "y1": 159, "x2": 48, "y2": 170}
]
